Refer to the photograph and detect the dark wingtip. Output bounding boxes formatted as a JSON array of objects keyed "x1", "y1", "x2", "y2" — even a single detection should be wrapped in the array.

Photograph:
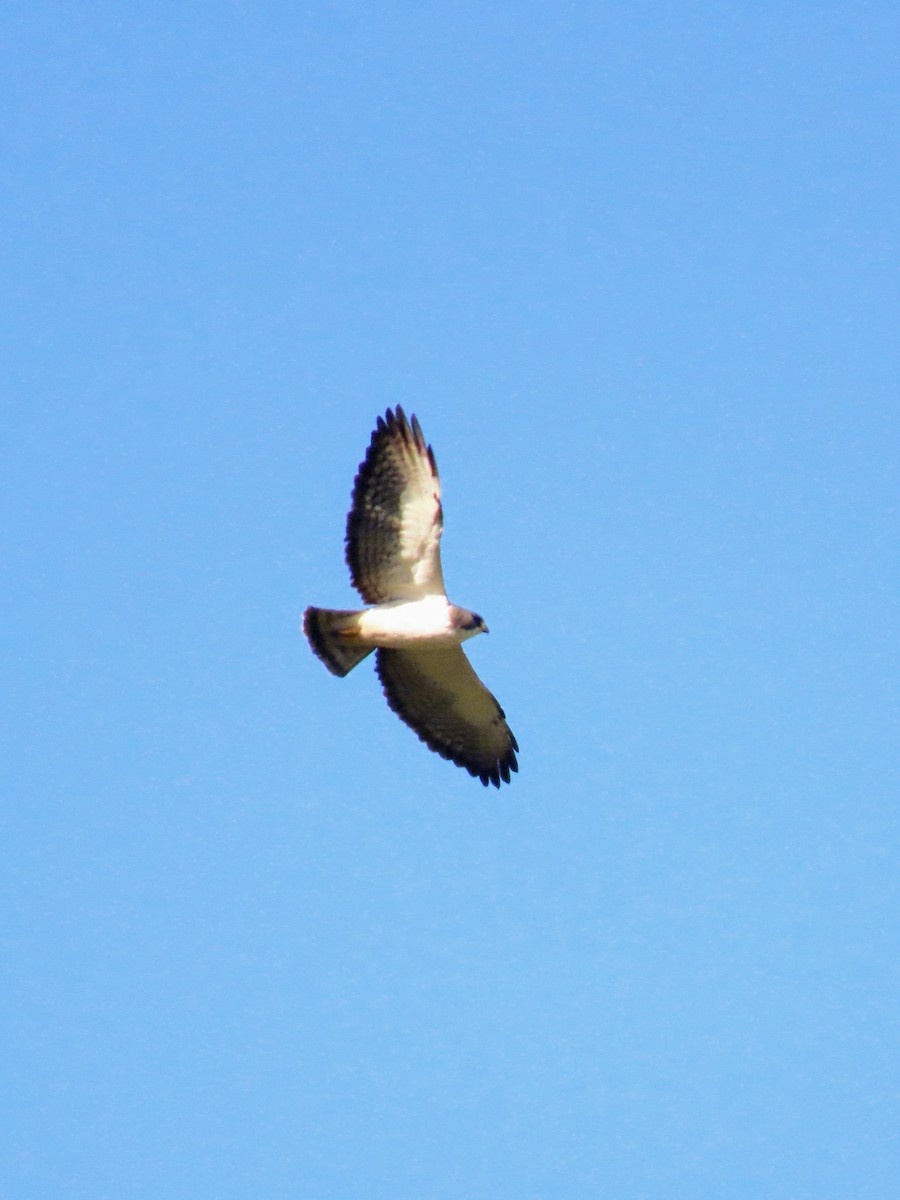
[
  {"x1": 464, "y1": 736, "x2": 518, "y2": 790},
  {"x1": 362, "y1": 407, "x2": 437, "y2": 484},
  {"x1": 382, "y1": 406, "x2": 432, "y2": 459}
]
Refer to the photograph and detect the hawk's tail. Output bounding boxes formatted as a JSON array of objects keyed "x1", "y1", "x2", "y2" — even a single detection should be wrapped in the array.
[{"x1": 303, "y1": 607, "x2": 375, "y2": 678}]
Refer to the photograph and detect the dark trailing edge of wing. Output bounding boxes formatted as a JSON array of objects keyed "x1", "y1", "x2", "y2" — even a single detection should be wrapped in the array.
[
  {"x1": 375, "y1": 650, "x2": 519, "y2": 789},
  {"x1": 344, "y1": 406, "x2": 439, "y2": 601}
]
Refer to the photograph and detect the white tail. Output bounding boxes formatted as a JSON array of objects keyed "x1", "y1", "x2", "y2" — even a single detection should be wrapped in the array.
[{"x1": 303, "y1": 607, "x2": 375, "y2": 677}]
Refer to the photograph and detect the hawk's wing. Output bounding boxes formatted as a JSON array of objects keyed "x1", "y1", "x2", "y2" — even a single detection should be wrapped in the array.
[
  {"x1": 376, "y1": 647, "x2": 518, "y2": 788},
  {"x1": 346, "y1": 406, "x2": 445, "y2": 604}
]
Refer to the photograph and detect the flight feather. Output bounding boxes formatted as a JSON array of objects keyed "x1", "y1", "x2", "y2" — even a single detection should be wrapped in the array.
[{"x1": 345, "y1": 406, "x2": 445, "y2": 604}]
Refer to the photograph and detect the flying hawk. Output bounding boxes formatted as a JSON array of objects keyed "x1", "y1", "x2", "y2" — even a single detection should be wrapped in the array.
[{"x1": 303, "y1": 406, "x2": 518, "y2": 788}]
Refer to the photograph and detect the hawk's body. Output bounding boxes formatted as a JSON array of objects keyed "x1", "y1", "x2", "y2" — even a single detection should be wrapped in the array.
[{"x1": 303, "y1": 407, "x2": 518, "y2": 788}]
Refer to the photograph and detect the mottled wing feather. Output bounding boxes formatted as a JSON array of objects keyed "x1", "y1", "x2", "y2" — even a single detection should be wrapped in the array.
[
  {"x1": 376, "y1": 647, "x2": 519, "y2": 788},
  {"x1": 346, "y1": 406, "x2": 445, "y2": 604}
]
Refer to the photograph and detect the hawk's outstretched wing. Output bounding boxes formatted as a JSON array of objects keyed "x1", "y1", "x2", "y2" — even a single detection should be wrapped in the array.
[
  {"x1": 345, "y1": 406, "x2": 445, "y2": 604},
  {"x1": 376, "y1": 646, "x2": 519, "y2": 788}
]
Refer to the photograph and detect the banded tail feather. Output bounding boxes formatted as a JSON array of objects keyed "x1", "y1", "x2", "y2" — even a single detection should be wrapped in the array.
[{"x1": 302, "y1": 607, "x2": 374, "y2": 677}]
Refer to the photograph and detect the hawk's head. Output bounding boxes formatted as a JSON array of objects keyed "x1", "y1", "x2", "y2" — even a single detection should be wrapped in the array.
[{"x1": 452, "y1": 607, "x2": 489, "y2": 638}]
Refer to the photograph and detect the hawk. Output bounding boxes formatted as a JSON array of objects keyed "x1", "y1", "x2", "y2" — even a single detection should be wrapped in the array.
[{"x1": 303, "y1": 406, "x2": 518, "y2": 788}]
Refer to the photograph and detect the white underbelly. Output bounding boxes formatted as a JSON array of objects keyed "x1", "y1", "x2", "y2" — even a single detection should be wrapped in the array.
[{"x1": 356, "y1": 598, "x2": 459, "y2": 647}]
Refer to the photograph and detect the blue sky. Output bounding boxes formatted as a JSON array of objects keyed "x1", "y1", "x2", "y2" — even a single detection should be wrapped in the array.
[{"x1": 4, "y1": 3, "x2": 899, "y2": 1196}]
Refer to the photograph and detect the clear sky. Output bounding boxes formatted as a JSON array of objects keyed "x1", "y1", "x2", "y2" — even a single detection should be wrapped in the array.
[{"x1": 4, "y1": 3, "x2": 899, "y2": 1197}]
